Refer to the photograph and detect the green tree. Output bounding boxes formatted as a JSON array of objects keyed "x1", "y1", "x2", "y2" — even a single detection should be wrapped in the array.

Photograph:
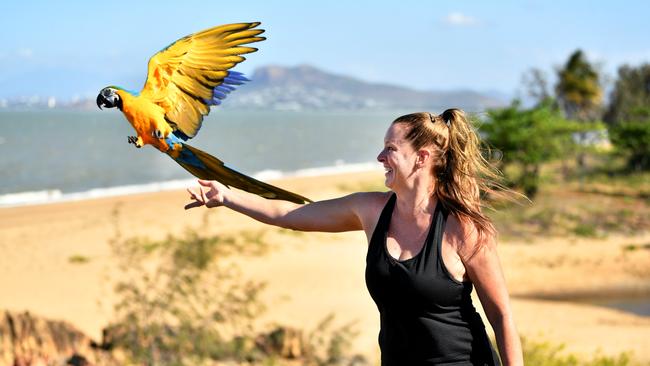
[
  {"x1": 603, "y1": 64, "x2": 650, "y2": 171},
  {"x1": 604, "y1": 63, "x2": 650, "y2": 125},
  {"x1": 481, "y1": 100, "x2": 578, "y2": 197},
  {"x1": 555, "y1": 50, "x2": 603, "y2": 168},
  {"x1": 556, "y1": 50, "x2": 603, "y2": 121}
]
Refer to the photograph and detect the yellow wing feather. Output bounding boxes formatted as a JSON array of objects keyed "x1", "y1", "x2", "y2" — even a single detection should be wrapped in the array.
[{"x1": 140, "y1": 22, "x2": 265, "y2": 138}]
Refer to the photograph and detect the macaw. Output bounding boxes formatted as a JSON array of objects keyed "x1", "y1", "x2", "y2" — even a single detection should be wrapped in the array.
[{"x1": 96, "y1": 22, "x2": 311, "y2": 204}]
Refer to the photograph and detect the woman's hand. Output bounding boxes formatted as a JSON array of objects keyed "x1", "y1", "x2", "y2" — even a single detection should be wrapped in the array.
[{"x1": 184, "y1": 179, "x2": 229, "y2": 210}]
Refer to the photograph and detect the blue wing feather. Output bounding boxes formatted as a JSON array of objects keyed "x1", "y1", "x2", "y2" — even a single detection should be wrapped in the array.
[
  {"x1": 173, "y1": 130, "x2": 191, "y2": 141},
  {"x1": 212, "y1": 90, "x2": 228, "y2": 100},
  {"x1": 203, "y1": 70, "x2": 249, "y2": 107},
  {"x1": 216, "y1": 84, "x2": 236, "y2": 92},
  {"x1": 168, "y1": 70, "x2": 251, "y2": 138}
]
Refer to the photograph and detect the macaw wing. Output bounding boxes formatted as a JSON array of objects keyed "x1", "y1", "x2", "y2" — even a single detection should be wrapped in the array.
[{"x1": 140, "y1": 22, "x2": 264, "y2": 139}]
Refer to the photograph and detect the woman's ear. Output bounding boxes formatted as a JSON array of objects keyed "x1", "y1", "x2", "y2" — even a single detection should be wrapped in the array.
[{"x1": 416, "y1": 149, "x2": 431, "y2": 168}]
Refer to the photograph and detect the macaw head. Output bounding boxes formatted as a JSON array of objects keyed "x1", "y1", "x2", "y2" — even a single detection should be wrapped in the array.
[{"x1": 96, "y1": 87, "x2": 122, "y2": 110}]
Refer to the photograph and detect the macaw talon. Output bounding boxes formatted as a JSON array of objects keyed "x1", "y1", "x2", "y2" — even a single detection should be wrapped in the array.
[{"x1": 127, "y1": 136, "x2": 142, "y2": 148}]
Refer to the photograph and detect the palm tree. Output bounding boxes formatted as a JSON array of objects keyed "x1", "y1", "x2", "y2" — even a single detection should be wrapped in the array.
[{"x1": 555, "y1": 49, "x2": 603, "y2": 168}]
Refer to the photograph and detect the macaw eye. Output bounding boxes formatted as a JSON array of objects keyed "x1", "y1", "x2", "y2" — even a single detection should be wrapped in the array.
[{"x1": 102, "y1": 89, "x2": 112, "y2": 97}]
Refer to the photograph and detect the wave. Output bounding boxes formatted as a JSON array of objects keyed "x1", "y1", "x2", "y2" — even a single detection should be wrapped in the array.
[{"x1": 0, "y1": 161, "x2": 382, "y2": 208}]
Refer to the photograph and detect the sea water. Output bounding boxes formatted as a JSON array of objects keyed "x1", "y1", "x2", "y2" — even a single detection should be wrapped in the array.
[{"x1": 0, "y1": 109, "x2": 405, "y2": 206}]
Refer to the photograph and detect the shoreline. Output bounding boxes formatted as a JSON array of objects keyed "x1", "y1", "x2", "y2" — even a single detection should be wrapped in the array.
[
  {"x1": 513, "y1": 292, "x2": 650, "y2": 319},
  {"x1": 515, "y1": 288, "x2": 650, "y2": 302},
  {"x1": 0, "y1": 162, "x2": 382, "y2": 208},
  {"x1": 1, "y1": 170, "x2": 649, "y2": 363}
]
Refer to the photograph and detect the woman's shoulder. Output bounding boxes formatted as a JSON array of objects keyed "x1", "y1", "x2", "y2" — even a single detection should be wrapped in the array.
[
  {"x1": 350, "y1": 191, "x2": 392, "y2": 209},
  {"x1": 345, "y1": 191, "x2": 393, "y2": 232},
  {"x1": 444, "y1": 213, "x2": 496, "y2": 260},
  {"x1": 346, "y1": 191, "x2": 393, "y2": 240}
]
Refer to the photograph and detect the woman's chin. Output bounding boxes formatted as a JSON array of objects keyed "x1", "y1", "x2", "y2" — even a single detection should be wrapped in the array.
[{"x1": 383, "y1": 177, "x2": 394, "y2": 189}]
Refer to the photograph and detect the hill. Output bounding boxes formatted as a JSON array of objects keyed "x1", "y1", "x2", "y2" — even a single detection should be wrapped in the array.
[{"x1": 225, "y1": 64, "x2": 506, "y2": 111}]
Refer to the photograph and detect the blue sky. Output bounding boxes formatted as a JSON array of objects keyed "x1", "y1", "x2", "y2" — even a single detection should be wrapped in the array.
[{"x1": 1, "y1": 0, "x2": 647, "y2": 99}]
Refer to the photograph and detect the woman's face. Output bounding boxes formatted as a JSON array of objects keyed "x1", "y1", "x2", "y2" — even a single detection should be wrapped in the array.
[{"x1": 376, "y1": 123, "x2": 418, "y2": 189}]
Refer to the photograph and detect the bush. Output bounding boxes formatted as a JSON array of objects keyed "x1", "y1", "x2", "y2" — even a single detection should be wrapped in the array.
[
  {"x1": 107, "y1": 226, "x2": 269, "y2": 365},
  {"x1": 104, "y1": 210, "x2": 367, "y2": 366},
  {"x1": 609, "y1": 121, "x2": 650, "y2": 171},
  {"x1": 523, "y1": 338, "x2": 632, "y2": 366}
]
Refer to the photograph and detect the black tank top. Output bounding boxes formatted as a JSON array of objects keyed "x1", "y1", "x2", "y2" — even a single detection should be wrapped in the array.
[{"x1": 365, "y1": 193, "x2": 500, "y2": 365}]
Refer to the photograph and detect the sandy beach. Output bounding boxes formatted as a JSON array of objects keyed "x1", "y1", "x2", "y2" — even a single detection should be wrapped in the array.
[{"x1": 1, "y1": 170, "x2": 649, "y2": 364}]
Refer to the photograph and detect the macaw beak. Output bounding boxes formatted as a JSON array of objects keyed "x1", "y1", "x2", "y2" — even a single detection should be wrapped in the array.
[{"x1": 96, "y1": 94, "x2": 106, "y2": 110}]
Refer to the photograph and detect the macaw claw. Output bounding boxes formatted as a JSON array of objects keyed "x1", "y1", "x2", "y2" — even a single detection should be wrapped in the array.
[{"x1": 127, "y1": 136, "x2": 143, "y2": 148}]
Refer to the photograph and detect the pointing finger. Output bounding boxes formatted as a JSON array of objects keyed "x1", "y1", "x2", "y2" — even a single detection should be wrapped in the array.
[
  {"x1": 188, "y1": 188, "x2": 204, "y2": 202},
  {"x1": 184, "y1": 201, "x2": 204, "y2": 210}
]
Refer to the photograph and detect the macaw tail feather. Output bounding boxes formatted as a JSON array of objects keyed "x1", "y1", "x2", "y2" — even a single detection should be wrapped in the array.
[{"x1": 173, "y1": 144, "x2": 312, "y2": 204}]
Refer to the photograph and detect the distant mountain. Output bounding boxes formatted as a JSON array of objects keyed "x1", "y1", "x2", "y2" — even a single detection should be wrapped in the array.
[
  {"x1": 0, "y1": 64, "x2": 508, "y2": 111},
  {"x1": 225, "y1": 64, "x2": 507, "y2": 111}
]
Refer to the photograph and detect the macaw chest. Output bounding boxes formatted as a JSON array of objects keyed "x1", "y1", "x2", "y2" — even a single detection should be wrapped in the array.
[
  {"x1": 122, "y1": 111, "x2": 171, "y2": 152},
  {"x1": 124, "y1": 111, "x2": 156, "y2": 135}
]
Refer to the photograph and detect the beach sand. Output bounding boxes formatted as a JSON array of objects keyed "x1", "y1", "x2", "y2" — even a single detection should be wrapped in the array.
[{"x1": 1, "y1": 170, "x2": 649, "y2": 364}]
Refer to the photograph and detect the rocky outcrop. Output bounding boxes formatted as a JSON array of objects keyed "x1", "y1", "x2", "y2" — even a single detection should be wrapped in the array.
[
  {"x1": 0, "y1": 312, "x2": 365, "y2": 366},
  {"x1": 0, "y1": 311, "x2": 114, "y2": 366}
]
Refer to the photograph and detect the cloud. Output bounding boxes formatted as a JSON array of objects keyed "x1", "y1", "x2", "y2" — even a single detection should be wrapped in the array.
[
  {"x1": 443, "y1": 12, "x2": 479, "y2": 26},
  {"x1": 17, "y1": 48, "x2": 33, "y2": 59}
]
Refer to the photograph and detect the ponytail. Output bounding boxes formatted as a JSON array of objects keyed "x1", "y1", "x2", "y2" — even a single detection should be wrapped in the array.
[
  {"x1": 393, "y1": 109, "x2": 509, "y2": 243},
  {"x1": 435, "y1": 108, "x2": 497, "y2": 238}
]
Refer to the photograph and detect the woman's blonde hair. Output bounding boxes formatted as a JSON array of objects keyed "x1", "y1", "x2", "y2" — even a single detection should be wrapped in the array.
[{"x1": 393, "y1": 109, "x2": 506, "y2": 241}]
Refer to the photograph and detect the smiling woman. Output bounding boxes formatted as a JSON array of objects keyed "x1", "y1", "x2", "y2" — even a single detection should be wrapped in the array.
[
  {"x1": 383, "y1": 110, "x2": 504, "y2": 240},
  {"x1": 185, "y1": 109, "x2": 523, "y2": 365}
]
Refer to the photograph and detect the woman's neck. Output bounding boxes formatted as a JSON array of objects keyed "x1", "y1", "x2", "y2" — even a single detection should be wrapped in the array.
[{"x1": 393, "y1": 177, "x2": 437, "y2": 217}]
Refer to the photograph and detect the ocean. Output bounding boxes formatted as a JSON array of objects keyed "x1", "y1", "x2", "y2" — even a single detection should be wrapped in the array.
[{"x1": 0, "y1": 109, "x2": 404, "y2": 207}]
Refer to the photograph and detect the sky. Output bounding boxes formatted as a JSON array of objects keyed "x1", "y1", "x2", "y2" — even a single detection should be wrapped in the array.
[{"x1": 1, "y1": 0, "x2": 648, "y2": 100}]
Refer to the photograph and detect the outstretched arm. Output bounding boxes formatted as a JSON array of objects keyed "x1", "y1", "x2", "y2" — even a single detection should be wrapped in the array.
[{"x1": 185, "y1": 179, "x2": 366, "y2": 232}]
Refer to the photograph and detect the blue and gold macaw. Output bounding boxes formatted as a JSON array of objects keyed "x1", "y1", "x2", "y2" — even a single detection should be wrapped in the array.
[{"x1": 96, "y1": 22, "x2": 311, "y2": 204}]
